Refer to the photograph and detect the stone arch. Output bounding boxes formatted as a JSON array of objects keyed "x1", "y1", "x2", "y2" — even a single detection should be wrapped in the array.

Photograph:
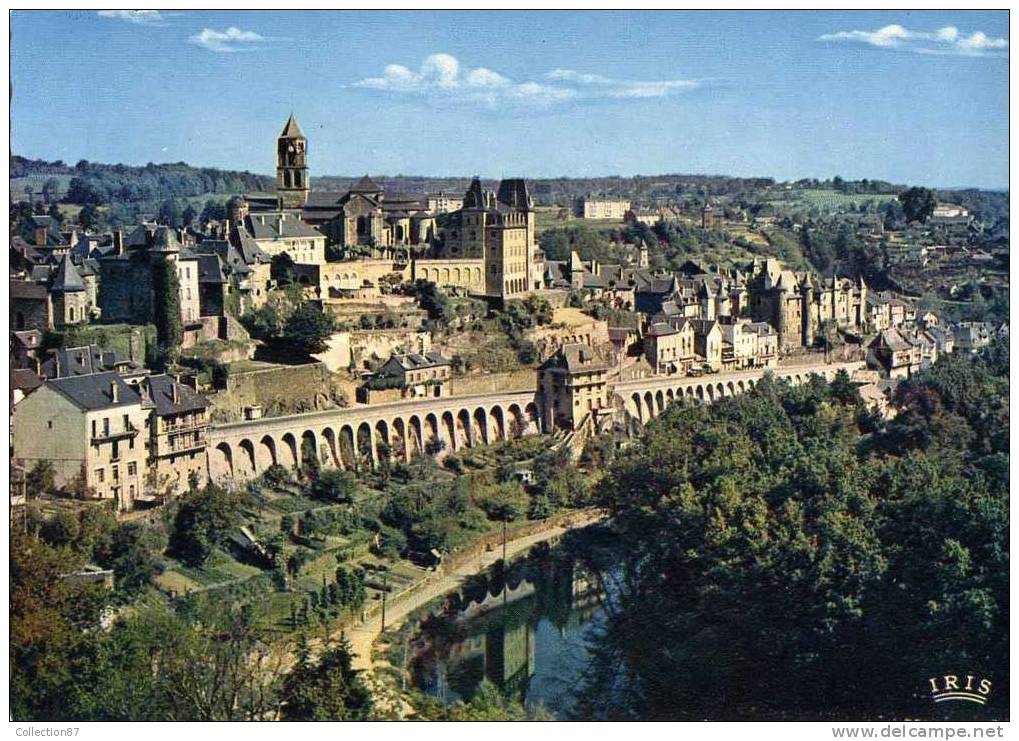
[
  {"x1": 524, "y1": 402, "x2": 540, "y2": 434},
  {"x1": 321, "y1": 427, "x2": 339, "y2": 468},
  {"x1": 489, "y1": 406, "x2": 505, "y2": 442},
  {"x1": 441, "y1": 411, "x2": 457, "y2": 451},
  {"x1": 473, "y1": 407, "x2": 488, "y2": 445},
  {"x1": 727, "y1": 381, "x2": 735, "y2": 396},
  {"x1": 644, "y1": 391, "x2": 654, "y2": 417},
  {"x1": 507, "y1": 404, "x2": 525, "y2": 438},
  {"x1": 391, "y1": 417, "x2": 408, "y2": 462},
  {"x1": 456, "y1": 408, "x2": 472, "y2": 449},
  {"x1": 280, "y1": 433, "x2": 299, "y2": 469},
  {"x1": 737, "y1": 380, "x2": 745, "y2": 393},
  {"x1": 339, "y1": 425, "x2": 357, "y2": 469},
  {"x1": 300, "y1": 430, "x2": 318, "y2": 469},
  {"x1": 747, "y1": 379, "x2": 756, "y2": 389},
  {"x1": 716, "y1": 383, "x2": 725, "y2": 398},
  {"x1": 424, "y1": 413, "x2": 440, "y2": 451},
  {"x1": 442, "y1": 267, "x2": 450, "y2": 284},
  {"x1": 375, "y1": 420, "x2": 391, "y2": 465},
  {"x1": 473, "y1": 267, "x2": 481, "y2": 284},
  {"x1": 356, "y1": 422, "x2": 374, "y2": 468},
  {"x1": 409, "y1": 415, "x2": 424, "y2": 456},
  {"x1": 685, "y1": 386, "x2": 695, "y2": 397},
  {"x1": 696, "y1": 385, "x2": 704, "y2": 400},
  {"x1": 238, "y1": 439, "x2": 256, "y2": 478},
  {"x1": 631, "y1": 393, "x2": 643, "y2": 423},
  {"x1": 454, "y1": 267, "x2": 462, "y2": 284},
  {"x1": 655, "y1": 390, "x2": 665, "y2": 414},
  {"x1": 707, "y1": 385, "x2": 715, "y2": 401},
  {"x1": 666, "y1": 388, "x2": 675, "y2": 403},
  {"x1": 213, "y1": 442, "x2": 233, "y2": 479},
  {"x1": 257, "y1": 435, "x2": 277, "y2": 471}
]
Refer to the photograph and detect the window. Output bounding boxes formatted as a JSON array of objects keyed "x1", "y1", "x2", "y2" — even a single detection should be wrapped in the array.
[
  {"x1": 127, "y1": 462, "x2": 136, "y2": 476},
  {"x1": 103, "y1": 418, "x2": 110, "y2": 436},
  {"x1": 96, "y1": 468, "x2": 104, "y2": 483},
  {"x1": 123, "y1": 414, "x2": 129, "y2": 430},
  {"x1": 112, "y1": 465, "x2": 119, "y2": 481},
  {"x1": 92, "y1": 420, "x2": 97, "y2": 437},
  {"x1": 48, "y1": 420, "x2": 53, "y2": 430}
]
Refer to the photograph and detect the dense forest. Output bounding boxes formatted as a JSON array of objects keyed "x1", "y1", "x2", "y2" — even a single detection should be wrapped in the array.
[{"x1": 578, "y1": 343, "x2": 1009, "y2": 721}]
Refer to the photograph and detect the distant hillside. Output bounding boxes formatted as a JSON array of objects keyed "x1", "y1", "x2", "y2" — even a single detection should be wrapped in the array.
[{"x1": 10, "y1": 156, "x2": 273, "y2": 205}]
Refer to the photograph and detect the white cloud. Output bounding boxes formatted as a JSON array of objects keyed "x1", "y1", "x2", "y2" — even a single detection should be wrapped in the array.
[
  {"x1": 97, "y1": 10, "x2": 165, "y2": 25},
  {"x1": 188, "y1": 26, "x2": 265, "y2": 53},
  {"x1": 352, "y1": 53, "x2": 698, "y2": 108},
  {"x1": 819, "y1": 23, "x2": 1008, "y2": 57}
]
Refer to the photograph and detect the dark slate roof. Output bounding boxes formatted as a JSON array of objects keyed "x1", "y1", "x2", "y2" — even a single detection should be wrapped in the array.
[
  {"x1": 194, "y1": 253, "x2": 227, "y2": 284},
  {"x1": 244, "y1": 214, "x2": 324, "y2": 241},
  {"x1": 47, "y1": 371, "x2": 141, "y2": 411},
  {"x1": 149, "y1": 226, "x2": 181, "y2": 253},
  {"x1": 872, "y1": 329, "x2": 913, "y2": 353},
  {"x1": 647, "y1": 321, "x2": 678, "y2": 337},
  {"x1": 50, "y1": 254, "x2": 86, "y2": 293},
  {"x1": 11, "y1": 279, "x2": 49, "y2": 300},
  {"x1": 12, "y1": 329, "x2": 43, "y2": 350},
  {"x1": 146, "y1": 374, "x2": 209, "y2": 416},
  {"x1": 12, "y1": 368, "x2": 44, "y2": 393},
  {"x1": 30, "y1": 265, "x2": 53, "y2": 283},
  {"x1": 350, "y1": 174, "x2": 383, "y2": 193},
  {"x1": 41, "y1": 344, "x2": 137, "y2": 379},
  {"x1": 388, "y1": 351, "x2": 451, "y2": 372},
  {"x1": 540, "y1": 343, "x2": 610, "y2": 373}
]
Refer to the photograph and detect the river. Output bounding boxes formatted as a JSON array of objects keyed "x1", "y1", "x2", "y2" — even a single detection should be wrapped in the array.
[{"x1": 402, "y1": 542, "x2": 610, "y2": 718}]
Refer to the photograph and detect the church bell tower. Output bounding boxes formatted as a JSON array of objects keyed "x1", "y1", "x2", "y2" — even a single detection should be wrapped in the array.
[{"x1": 277, "y1": 114, "x2": 309, "y2": 209}]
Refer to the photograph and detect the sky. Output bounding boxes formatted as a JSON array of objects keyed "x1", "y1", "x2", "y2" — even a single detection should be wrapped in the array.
[{"x1": 9, "y1": 10, "x2": 1010, "y2": 188}]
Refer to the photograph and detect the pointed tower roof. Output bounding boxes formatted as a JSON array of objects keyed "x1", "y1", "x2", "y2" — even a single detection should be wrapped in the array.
[
  {"x1": 50, "y1": 254, "x2": 85, "y2": 293},
  {"x1": 350, "y1": 174, "x2": 382, "y2": 193},
  {"x1": 280, "y1": 114, "x2": 305, "y2": 139}
]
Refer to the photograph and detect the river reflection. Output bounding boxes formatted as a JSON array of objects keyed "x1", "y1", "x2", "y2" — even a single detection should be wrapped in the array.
[{"x1": 407, "y1": 550, "x2": 607, "y2": 718}]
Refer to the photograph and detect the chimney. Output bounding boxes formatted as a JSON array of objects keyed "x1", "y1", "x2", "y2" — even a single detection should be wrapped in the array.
[
  {"x1": 172, "y1": 382, "x2": 180, "y2": 405},
  {"x1": 110, "y1": 380, "x2": 119, "y2": 403},
  {"x1": 113, "y1": 230, "x2": 124, "y2": 255}
]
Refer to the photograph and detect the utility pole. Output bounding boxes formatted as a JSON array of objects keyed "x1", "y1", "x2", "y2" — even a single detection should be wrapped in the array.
[{"x1": 380, "y1": 571, "x2": 388, "y2": 634}]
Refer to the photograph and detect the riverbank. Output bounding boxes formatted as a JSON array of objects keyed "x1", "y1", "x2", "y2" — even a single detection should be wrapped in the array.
[{"x1": 344, "y1": 508, "x2": 607, "y2": 676}]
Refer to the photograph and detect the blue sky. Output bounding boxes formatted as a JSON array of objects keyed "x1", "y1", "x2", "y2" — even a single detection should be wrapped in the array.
[{"x1": 10, "y1": 10, "x2": 1009, "y2": 188}]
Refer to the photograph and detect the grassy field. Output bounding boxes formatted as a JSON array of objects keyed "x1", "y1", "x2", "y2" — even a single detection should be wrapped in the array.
[
  {"x1": 535, "y1": 209, "x2": 624, "y2": 235},
  {"x1": 768, "y1": 189, "x2": 897, "y2": 211}
]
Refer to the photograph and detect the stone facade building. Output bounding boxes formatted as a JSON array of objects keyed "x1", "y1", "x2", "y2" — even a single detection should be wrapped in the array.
[
  {"x1": 13, "y1": 372, "x2": 149, "y2": 511},
  {"x1": 748, "y1": 258, "x2": 867, "y2": 351},
  {"x1": 99, "y1": 226, "x2": 201, "y2": 332},
  {"x1": 538, "y1": 343, "x2": 611, "y2": 431}
]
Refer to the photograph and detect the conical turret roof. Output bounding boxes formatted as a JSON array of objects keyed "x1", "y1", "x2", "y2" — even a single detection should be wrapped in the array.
[{"x1": 50, "y1": 254, "x2": 85, "y2": 293}]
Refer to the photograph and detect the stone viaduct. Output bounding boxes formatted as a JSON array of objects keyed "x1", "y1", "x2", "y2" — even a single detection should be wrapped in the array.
[{"x1": 206, "y1": 360, "x2": 864, "y2": 482}]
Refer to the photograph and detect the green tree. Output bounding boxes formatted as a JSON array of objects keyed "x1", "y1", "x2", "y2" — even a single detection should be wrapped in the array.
[
  {"x1": 898, "y1": 186, "x2": 938, "y2": 223},
  {"x1": 169, "y1": 483, "x2": 244, "y2": 567},
  {"x1": 26, "y1": 460, "x2": 57, "y2": 496},
  {"x1": 280, "y1": 635, "x2": 373, "y2": 720},
  {"x1": 78, "y1": 203, "x2": 101, "y2": 230},
  {"x1": 281, "y1": 301, "x2": 335, "y2": 356},
  {"x1": 309, "y1": 469, "x2": 358, "y2": 504},
  {"x1": 151, "y1": 257, "x2": 183, "y2": 367}
]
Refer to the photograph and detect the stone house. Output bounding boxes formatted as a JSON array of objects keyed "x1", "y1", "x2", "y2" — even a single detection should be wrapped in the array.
[
  {"x1": 644, "y1": 319, "x2": 694, "y2": 374},
  {"x1": 538, "y1": 343, "x2": 611, "y2": 432},
  {"x1": 13, "y1": 372, "x2": 148, "y2": 511}
]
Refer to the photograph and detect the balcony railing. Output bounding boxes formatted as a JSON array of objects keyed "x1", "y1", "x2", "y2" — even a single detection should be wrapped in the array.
[{"x1": 91, "y1": 424, "x2": 139, "y2": 443}]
